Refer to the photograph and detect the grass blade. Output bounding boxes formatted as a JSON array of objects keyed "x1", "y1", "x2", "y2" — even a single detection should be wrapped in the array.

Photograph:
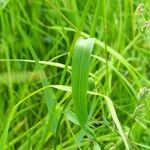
[
  {"x1": 72, "y1": 38, "x2": 95, "y2": 126},
  {"x1": 103, "y1": 96, "x2": 130, "y2": 150}
]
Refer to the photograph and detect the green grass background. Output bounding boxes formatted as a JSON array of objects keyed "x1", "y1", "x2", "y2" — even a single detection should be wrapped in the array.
[{"x1": 0, "y1": 0, "x2": 150, "y2": 149}]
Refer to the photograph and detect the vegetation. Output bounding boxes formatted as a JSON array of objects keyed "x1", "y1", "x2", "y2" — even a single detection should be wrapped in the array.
[{"x1": 0, "y1": 0, "x2": 150, "y2": 149}]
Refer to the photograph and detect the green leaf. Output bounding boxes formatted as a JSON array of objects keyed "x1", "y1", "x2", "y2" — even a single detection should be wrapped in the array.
[{"x1": 72, "y1": 37, "x2": 95, "y2": 126}]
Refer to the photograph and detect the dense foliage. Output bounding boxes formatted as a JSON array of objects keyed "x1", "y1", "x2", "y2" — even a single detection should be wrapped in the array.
[{"x1": 0, "y1": 0, "x2": 150, "y2": 149}]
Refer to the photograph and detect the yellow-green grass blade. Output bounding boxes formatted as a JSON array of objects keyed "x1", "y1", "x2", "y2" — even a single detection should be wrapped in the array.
[
  {"x1": 103, "y1": 95, "x2": 130, "y2": 150},
  {"x1": 72, "y1": 38, "x2": 95, "y2": 126},
  {"x1": 0, "y1": 57, "x2": 137, "y2": 97},
  {"x1": 90, "y1": 0, "x2": 101, "y2": 37}
]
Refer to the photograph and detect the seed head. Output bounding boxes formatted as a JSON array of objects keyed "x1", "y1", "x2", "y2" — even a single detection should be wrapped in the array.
[
  {"x1": 146, "y1": 21, "x2": 150, "y2": 28},
  {"x1": 137, "y1": 3, "x2": 144, "y2": 14}
]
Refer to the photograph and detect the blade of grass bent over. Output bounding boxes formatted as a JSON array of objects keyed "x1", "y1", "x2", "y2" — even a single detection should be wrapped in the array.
[{"x1": 72, "y1": 38, "x2": 95, "y2": 126}]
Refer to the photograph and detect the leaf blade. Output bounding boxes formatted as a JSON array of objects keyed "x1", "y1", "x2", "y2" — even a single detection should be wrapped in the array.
[{"x1": 72, "y1": 38, "x2": 95, "y2": 126}]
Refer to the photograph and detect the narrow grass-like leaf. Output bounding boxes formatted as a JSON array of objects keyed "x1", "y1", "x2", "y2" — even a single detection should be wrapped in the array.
[
  {"x1": 90, "y1": 0, "x2": 101, "y2": 37},
  {"x1": 72, "y1": 38, "x2": 95, "y2": 126},
  {"x1": 103, "y1": 96, "x2": 129, "y2": 150}
]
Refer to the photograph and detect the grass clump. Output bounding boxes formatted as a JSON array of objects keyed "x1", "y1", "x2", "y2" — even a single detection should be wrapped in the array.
[{"x1": 0, "y1": 0, "x2": 150, "y2": 149}]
